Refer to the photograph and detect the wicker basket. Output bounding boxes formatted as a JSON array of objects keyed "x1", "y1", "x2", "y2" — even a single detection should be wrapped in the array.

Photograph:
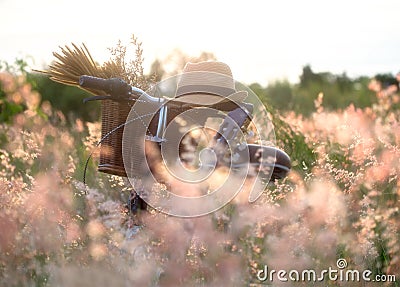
[
  {"x1": 36, "y1": 41, "x2": 153, "y2": 178},
  {"x1": 98, "y1": 99, "x2": 163, "y2": 177},
  {"x1": 98, "y1": 100, "x2": 132, "y2": 177}
]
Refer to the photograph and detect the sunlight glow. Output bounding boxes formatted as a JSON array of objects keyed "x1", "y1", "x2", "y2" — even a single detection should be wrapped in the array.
[{"x1": 1, "y1": 0, "x2": 400, "y2": 84}]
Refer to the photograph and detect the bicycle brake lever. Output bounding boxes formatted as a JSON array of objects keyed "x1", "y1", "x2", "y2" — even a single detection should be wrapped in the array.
[{"x1": 83, "y1": 95, "x2": 112, "y2": 103}]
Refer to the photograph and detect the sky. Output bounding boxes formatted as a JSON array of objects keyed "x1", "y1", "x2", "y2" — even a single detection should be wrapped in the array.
[{"x1": 1, "y1": 0, "x2": 400, "y2": 85}]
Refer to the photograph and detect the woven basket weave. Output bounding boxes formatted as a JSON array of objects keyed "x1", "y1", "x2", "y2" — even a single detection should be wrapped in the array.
[
  {"x1": 99, "y1": 99, "x2": 162, "y2": 177},
  {"x1": 98, "y1": 100, "x2": 132, "y2": 176}
]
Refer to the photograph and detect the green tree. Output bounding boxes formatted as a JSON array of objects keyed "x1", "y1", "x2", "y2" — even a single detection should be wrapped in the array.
[
  {"x1": 27, "y1": 73, "x2": 100, "y2": 123},
  {"x1": 265, "y1": 80, "x2": 293, "y2": 110}
]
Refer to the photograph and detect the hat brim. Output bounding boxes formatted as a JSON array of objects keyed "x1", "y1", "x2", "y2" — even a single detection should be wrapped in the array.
[{"x1": 170, "y1": 91, "x2": 248, "y2": 106}]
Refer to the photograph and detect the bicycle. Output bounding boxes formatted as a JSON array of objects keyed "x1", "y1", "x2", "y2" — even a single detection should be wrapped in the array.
[{"x1": 79, "y1": 73, "x2": 291, "y2": 215}]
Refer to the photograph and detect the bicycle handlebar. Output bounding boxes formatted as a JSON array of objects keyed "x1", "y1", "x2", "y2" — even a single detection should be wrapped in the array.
[
  {"x1": 79, "y1": 75, "x2": 164, "y2": 103},
  {"x1": 79, "y1": 76, "x2": 131, "y2": 98},
  {"x1": 79, "y1": 76, "x2": 254, "y2": 109}
]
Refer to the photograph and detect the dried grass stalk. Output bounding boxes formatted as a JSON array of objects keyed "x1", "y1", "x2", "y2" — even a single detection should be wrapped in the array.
[{"x1": 36, "y1": 34, "x2": 150, "y2": 95}]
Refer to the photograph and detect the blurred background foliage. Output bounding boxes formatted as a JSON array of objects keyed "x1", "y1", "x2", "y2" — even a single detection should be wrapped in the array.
[
  {"x1": 29, "y1": 74, "x2": 100, "y2": 123},
  {"x1": 251, "y1": 65, "x2": 377, "y2": 116}
]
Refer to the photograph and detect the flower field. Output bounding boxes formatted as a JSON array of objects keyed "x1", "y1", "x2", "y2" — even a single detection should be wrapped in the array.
[{"x1": 0, "y1": 67, "x2": 399, "y2": 286}]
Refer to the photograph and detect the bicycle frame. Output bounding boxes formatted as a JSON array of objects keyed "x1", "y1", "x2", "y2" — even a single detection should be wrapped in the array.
[{"x1": 79, "y1": 75, "x2": 291, "y2": 183}]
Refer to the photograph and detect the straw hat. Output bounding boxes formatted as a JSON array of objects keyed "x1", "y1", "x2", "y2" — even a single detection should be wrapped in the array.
[{"x1": 173, "y1": 61, "x2": 247, "y2": 105}]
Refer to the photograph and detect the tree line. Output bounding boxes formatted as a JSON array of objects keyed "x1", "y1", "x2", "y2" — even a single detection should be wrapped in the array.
[{"x1": 1, "y1": 55, "x2": 398, "y2": 123}]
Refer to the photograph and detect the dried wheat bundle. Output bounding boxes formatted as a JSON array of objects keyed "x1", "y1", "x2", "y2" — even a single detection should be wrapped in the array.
[
  {"x1": 37, "y1": 36, "x2": 150, "y2": 95},
  {"x1": 35, "y1": 43, "x2": 105, "y2": 95},
  {"x1": 36, "y1": 43, "x2": 123, "y2": 95}
]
